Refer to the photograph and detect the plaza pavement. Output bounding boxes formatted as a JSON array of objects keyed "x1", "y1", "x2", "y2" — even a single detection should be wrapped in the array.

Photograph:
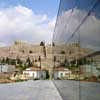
[
  {"x1": 0, "y1": 80, "x2": 100, "y2": 100},
  {"x1": 0, "y1": 80, "x2": 62, "y2": 100},
  {"x1": 53, "y1": 80, "x2": 100, "y2": 100}
]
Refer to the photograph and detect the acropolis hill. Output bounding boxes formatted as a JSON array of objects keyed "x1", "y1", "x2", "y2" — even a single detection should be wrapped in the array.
[{"x1": 0, "y1": 40, "x2": 92, "y2": 69}]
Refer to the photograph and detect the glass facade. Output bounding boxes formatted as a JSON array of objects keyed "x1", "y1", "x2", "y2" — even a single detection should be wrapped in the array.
[{"x1": 52, "y1": 0, "x2": 100, "y2": 100}]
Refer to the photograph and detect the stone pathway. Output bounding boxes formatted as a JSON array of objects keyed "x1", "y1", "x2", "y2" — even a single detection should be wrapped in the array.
[
  {"x1": 0, "y1": 80, "x2": 100, "y2": 100},
  {"x1": 53, "y1": 80, "x2": 100, "y2": 100},
  {"x1": 0, "y1": 80, "x2": 62, "y2": 100}
]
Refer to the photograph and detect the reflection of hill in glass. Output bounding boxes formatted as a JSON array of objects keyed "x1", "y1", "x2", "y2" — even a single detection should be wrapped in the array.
[
  {"x1": 52, "y1": 0, "x2": 100, "y2": 83},
  {"x1": 53, "y1": 0, "x2": 100, "y2": 51}
]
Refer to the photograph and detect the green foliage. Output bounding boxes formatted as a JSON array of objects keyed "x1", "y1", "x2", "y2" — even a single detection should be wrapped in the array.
[
  {"x1": 26, "y1": 57, "x2": 33, "y2": 67},
  {"x1": 40, "y1": 41, "x2": 44, "y2": 46},
  {"x1": 34, "y1": 78, "x2": 39, "y2": 80},
  {"x1": 16, "y1": 57, "x2": 22, "y2": 65},
  {"x1": 21, "y1": 50, "x2": 24, "y2": 53},
  {"x1": 45, "y1": 70, "x2": 49, "y2": 79},
  {"x1": 38, "y1": 56, "x2": 41, "y2": 62},
  {"x1": 29, "y1": 50, "x2": 33, "y2": 54},
  {"x1": 0, "y1": 56, "x2": 34, "y2": 71},
  {"x1": 5, "y1": 57, "x2": 9, "y2": 64},
  {"x1": 1, "y1": 58, "x2": 6, "y2": 64},
  {"x1": 84, "y1": 77, "x2": 89, "y2": 80},
  {"x1": 0, "y1": 57, "x2": 16, "y2": 65},
  {"x1": 60, "y1": 50, "x2": 65, "y2": 54},
  {"x1": 98, "y1": 75, "x2": 100, "y2": 79},
  {"x1": 16, "y1": 63, "x2": 28, "y2": 71},
  {"x1": 52, "y1": 42, "x2": 55, "y2": 46},
  {"x1": 10, "y1": 59, "x2": 16, "y2": 65},
  {"x1": 35, "y1": 59, "x2": 37, "y2": 62},
  {"x1": 15, "y1": 79, "x2": 25, "y2": 82}
]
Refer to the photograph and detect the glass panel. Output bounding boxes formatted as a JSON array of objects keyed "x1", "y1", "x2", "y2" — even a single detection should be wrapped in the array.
[{"x1": 52, "y1": 0, "x2": 100, "y2": 100}]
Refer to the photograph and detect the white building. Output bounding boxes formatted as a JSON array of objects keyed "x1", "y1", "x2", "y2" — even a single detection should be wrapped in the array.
[
  {"x1": 23, "y1": 67, "x2": 46, "y2": 79},
  {"x1": 80, "y1": 64, "x2": 100, "y2": 77},
  {"x1": 54, "y1": 67, "x2": 71, "y2": 79},
  {"x1": 0, "y1": 64, "x2": 15, "y2": 73}
]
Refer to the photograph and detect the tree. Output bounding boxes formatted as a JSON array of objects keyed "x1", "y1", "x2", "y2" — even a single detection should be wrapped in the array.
[
  {"x1": 46, "y1": 70, "x2": 49, "y2": 79},
  {"x1": 29, "y1": 50, "x2": 33, "y2": 54},
  {"x1": 43, "y1": 45, "x2": 46, "y2": 58},
  {"x1": 26, "y1": 57, "x2": 33, "y2": 67},
  {"x1": 16, "y1": 57, "x2": 22, "y2": 65},
  {"x1": 21, "y1": 50, "x2": 24, "y2": 53},
  {"x1": 10, "y1": 59, "x2": 16, "y2": 65},
  {"x1": 52, "y1": 42, "x2": 55, "y2": 46},
  {"x1": 38, "y1": 56, "x2": 41, "y2": 68},
  {"x1": 60, "y1": 50, "x2": 65, "y2": 54},
  {"x1": 69, "y1": 50, "x2": 72, "y2": 55},
  {"x1": 40, "y1": 41, "x2": 44, "y2": 46},
  {"x1": 1, "y1": 58, "x2": 6, "y2": 64},
  {"x1": 53, "y1": 56, "x2": 56, "y2": 68},
  {"x1": 5, "y1": 57, "x2": 9, "y2": 64},
  {"x1": 40, "y1": 41, "x2": 46, "y2": 58}
]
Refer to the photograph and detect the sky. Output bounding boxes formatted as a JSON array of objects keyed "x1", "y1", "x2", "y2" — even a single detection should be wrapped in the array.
[
  {"x1": 0, "y1": 0, "x2": 60, "y2": 46},
  {"x1": 53, "y1": 0, "x2": 100, "y2": 51},
  {"x1": 0, "y1": 0, "x2": 100, "y2": 51}
]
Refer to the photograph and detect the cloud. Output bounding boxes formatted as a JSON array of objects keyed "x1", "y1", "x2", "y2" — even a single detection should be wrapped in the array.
[
  {"x1": 53, "y1": 8, "x2": 100, "y2": 50},
  {"x1": 0, "y1": 42, "x2": 7, "y2": 47},
  {"x1": 0, "y1": 5, "x2": 56, "y2": 45}
]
